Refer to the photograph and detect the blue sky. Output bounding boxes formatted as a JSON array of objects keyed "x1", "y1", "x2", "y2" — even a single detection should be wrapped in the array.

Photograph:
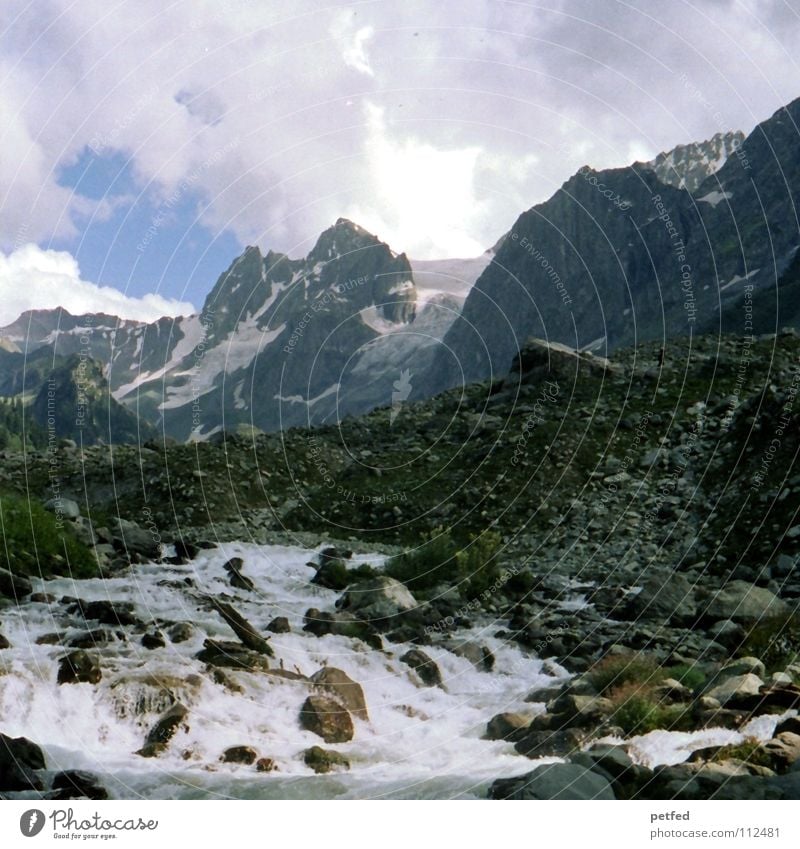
[{"x1": 56, "y1": 148, "x2": 240, "y2": 308}]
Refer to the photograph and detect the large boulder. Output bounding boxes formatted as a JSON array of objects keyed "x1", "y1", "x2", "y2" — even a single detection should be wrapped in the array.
[
  {"x1": 623, "y1": 572, "x2": 696, "y2": 625},
  {"x1": 57, "y1": 650, "x2": 101, "y2": 685},
  {"x1": 0, "y1": 734, "x2": 45, "y2": 792},
  {"x1": 336, "y1": 576, "x2": 416, "y2": 623},
  {"x1": 705, "y1": 673, "x2": 764, "y2": 707},
  {"x1": 52, "y1": 770, "x2": 108, "y2": 800},
  {"x1": 485, "y1": 713, "x2": 531, "y2": 742},
  {"x1": 311, "y1": 667, "x2": 368, "y2": 720},
  {"x1": 299, "y1": 695, "x2": 354, "y2": 743},
  {"x1": 111, "y1": 517, "x2": 162, "y2": 561},
  {"x1": 698, "y1": 581, "x2": 789, "y2": 624},
  {"x1": 489, "y1": 762, "x2": 615, "y2": 800}
]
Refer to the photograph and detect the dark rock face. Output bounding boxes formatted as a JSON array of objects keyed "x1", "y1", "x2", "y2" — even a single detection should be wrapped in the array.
[
  {"x1": 52, "y1": 770, "x2": 108, "y2": 800},
  {"x1": 30, "y1": 353, "x2": 149, "y2": 445},
  {"x1": 0, "y1": 566, "x2": 32, "y2": 600},
  {"x1": 489, "y1": 763, "x2": 616, "y2": 800},
  {"x1": 0, "y1": 734, "x2": 46, "y2": 792},
  {"x1": 299, "y1": 695, "x2": 354, "y2": 743},
  {"x1": 427, "y1": 97, "x2": 800, "y2": 396}
]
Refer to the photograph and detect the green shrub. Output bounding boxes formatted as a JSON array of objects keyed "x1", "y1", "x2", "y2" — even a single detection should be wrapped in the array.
[
  {"x1": 707, "y1": 737, "x2": 773, "y2": 769},
  {"x1": 662, "y1": 663, "x2": 707, "y2": 691},
  {"x1": 386, "y1": 526, "x2": 502, "y2": 597},
  {"x1": 0, "y1": 493, "x2": 98, "y2": 579},
  {"x1": 587, "y1": 652, "x2": 661, "y2": 696},
  {"x1": 607, "y1": 681, "x2": 692, "y2": 736},
  {"x1": 738, "y1": 612, "x2": 800, "y2": 671}
]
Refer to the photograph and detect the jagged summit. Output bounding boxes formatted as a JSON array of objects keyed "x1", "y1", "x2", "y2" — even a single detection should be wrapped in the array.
[{"x1": 640, "y1": 130, "x2": 746, "y2": 192}]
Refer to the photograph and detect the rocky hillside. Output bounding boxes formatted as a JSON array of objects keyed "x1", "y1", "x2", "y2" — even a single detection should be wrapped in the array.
[
  {"x1": 425, "y1": 98, "x2": 800, "y2": 396},
  {"x1": 2, "y1": 330, "x2": 800, "y2": 801}
]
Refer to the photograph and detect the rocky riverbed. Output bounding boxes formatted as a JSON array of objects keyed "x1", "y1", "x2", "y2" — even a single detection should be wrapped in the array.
[{"x1": 1, "y1": 539, "x2": 799, "y2": 800}]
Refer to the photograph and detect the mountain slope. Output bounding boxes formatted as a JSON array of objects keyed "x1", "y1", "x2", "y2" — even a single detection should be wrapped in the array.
[{"x1": 425, "y1": 97, "x2": 800, "y2": 397}]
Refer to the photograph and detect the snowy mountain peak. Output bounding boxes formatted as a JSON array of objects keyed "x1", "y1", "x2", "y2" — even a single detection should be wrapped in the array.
[{"x1": 641, "y1": 130, "x2": 745, "y2": 192}]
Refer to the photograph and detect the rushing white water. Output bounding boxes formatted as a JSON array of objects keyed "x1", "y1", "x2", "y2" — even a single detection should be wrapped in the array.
[{"x1": 0, "y1": 543, "x2": 568, "y2": 799}]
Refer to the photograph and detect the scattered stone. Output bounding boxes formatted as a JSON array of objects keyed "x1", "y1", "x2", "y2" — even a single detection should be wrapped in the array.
[
  {"x1": 68, "y1": 629, "x2": 114, "y2": 649},
  {"x1": 761, "y1": 733, "x2": 800, "y2": 773},
  {"x1": 0, "y1": 633, "x2": 9, "y2": 650},
  {"x1": 304, "y1": 746, "x2": 350, "y2": 774},
  {"x1": 140, "y1": 704, "x2": 189, "y2": 755},
  {"x1": 224, "y1": 557, "x2": 255, "y2": 591},
  {"x1": 514, "y1": 728, "x2": 587, "y2": 758},
  {"x1": 57, "y1": 650, "x2": 101, "y2": 685},
  {"x1": 720, "y1": 657, "x2": 767, "y2": 679},
  {"x1": 311, "y1": 667, "x2": 369, "y2": 720},
  {"x1": 0, "y1": 733, "x2": 45, "y2": 791},
  {"x1": 52, "y1": 770, "x2": 108, "y2": 800},
  {"x1": 256, "y1": 757, "x2": 277, "y2": 772},
  {"x1": 168, "y1": 622, "x2": 194, "y2": 643},
  {"x1": 77, "y1": 599, "x2": 140, "y2": 627},
  {"x1": 485, "y1": 713, "x2": 531, "y2": 742},
  {"x1": 267, "y1": 617, "x2": 291, "y2": 634},
  {"x1": 312, "y1": 559, "x2": 350, "y2": 590},
  {"x1": 699, "y1": 581, "x2": 789, "y2": 625},
  {"x1": 299, "y1": 695, "x2": 354, "y2": 743},
  {"x1": 0, "y1": 566, "x2": 32, "y2": 600},
  {"x1": 489, "y1": 762, "x2": 615, "y2": 800},
  {"x1": 623, "y1": 572, "x2": 696, "y2": 625},
  {"x1": 196, "y1": 638, "x2": 271, "y2": 672},
  {"x1": 400, "y1": 648, "x2": 443, "y2": 687},
  {"x1": 337, "y1": 576, "x2": 416, "y2": 623},
  {"x1": 303, "y1": 608, "x2": 380, "y2": 648},
  {"x1": 221, "y1": 746, "x2": 258, "y2": 765},
  {"x1": 141, "y1": 631, "x2": 166, "y2": 650},
  {"x1": 442, "y1": 639, "x2": 495, "y2": 671}
]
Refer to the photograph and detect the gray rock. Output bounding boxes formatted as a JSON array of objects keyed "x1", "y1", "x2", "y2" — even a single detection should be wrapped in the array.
[
  {"x1": 221, "y1": 746, "x2": 258, "y2": 764},
  {"x1": 311, "y1": 667, "x2": 368, "y2": 720},
  {"x1": 57, "y1": 650, "x2": 101, "y2": 685},
  {"x1": 299, "y1": 695, "x2": 354, "y2": 743},
  {"x1": 623, "y1": 572, "x2": 696, "y2": 625},
  {"x1": 699, "y1": 581, "x2": 789, "y2": 624},
  {"x1": 304, "y1": 746, "x2": 350, "y2": 774},
  {"x1": 337, "y1": 576, "x2": 416, "y2": 622},
  {"x1": 0, "y1": 566, "x2": 32, "y2": 600},
  {"x1": 44, "y1": 497, "x2": 80, "y2": 519},
  {"x1": 705, "y1": 673, "x2": 764, "y2": 706},
  {"x1": 485, "y1": 713, "x2": 531, "y2": 741},
  {"x1": 489, "y1": 762, "x2": 616, "y2": 800},
  {"x1": 400, "y1": 648, "x2": 443, "y2": 687}
]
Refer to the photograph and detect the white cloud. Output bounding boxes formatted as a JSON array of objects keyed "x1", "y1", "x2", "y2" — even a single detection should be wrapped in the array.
[
  {"x1": 330, "y1": 10, "x2": 376, "y2": 77},
  {"x1": 0, "y1": 244, "x2": 195, "y2": 326},
  {"x1": 1, "y1": 0, "x2": 800, "y2": 264}
]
